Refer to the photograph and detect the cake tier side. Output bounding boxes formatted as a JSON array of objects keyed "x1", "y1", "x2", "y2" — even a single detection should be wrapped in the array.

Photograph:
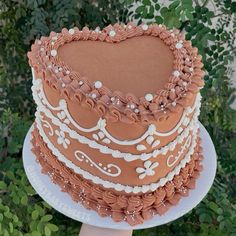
[
  {"x1": 32, "y1": 74, "x2": 201, "y2": 193},
  {"x1": 31, "y1": 125, "x2": 203, "y2": 226}
]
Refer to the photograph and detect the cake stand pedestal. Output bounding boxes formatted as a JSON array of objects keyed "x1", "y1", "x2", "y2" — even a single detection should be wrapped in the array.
[{"x1": 23, "y1": 122, "x2": 217, "y2": 233}]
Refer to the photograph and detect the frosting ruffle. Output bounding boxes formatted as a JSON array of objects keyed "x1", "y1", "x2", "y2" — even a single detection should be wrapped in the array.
[
  {"x1": 27, "y1": 23, "x2": 205, "y2": 124},
  {"x1": 31, "y1": 125, "x2": 204, "y2": 226}
]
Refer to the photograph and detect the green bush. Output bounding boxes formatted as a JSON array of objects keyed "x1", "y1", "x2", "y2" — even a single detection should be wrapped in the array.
[{"x1": 0, "y1": 0, "x2": 236, "y2": 235}]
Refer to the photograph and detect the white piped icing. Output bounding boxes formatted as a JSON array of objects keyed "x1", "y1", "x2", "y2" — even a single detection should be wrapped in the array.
[
  {"x1": 50, "y1": 49, "x2": 57, "y2": 57},
  {"x1": 32, "y1": 73, "x2": 200, "y2": 146},
  {"x1": 68, "y1": 28, "x2": 75, "y2": 35},
  {"x1": 31, "y1": 70, "x2": 201, "y2": 163},
  {"x1": 142, "y1": 24, "x2": 149, "y2": 31},
  {"x1": 136, "y1": 160, "x2": 159, "y2": 179},
  {"x1": 173, "y1": 70, "x2": 180, "y2": 77},
  {"x1": 109, "y1": 30, "x2": 116, "y2": 37},
  {"x1": 145, "y1": 93, "x2": 153, "y2": 102},
  {"x1": 74, "y1": 150, "x2": 121, "y2": 177},
  {"x1": 175, "y1": 42, "x2": 183, "y2": 49},
  {"x1": 35, "y1": 114, "x2": 199, "y2": 193},
  {"x1": 167, "y1": 135, "x2": 191, "y2": 167},
  {"x1": 94, "y1": 81, "x2": 102, "y2": 89}
]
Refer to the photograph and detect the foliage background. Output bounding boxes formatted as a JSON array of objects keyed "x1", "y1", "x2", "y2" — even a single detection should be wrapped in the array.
[{"x1": 0, "y1": 0, "x2": 236, "y2": 235}]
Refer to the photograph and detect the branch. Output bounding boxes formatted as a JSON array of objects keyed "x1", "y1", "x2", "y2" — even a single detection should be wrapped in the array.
[
  {"x1": 212, "y1": 13, "x2": 226, "y2": 18},
  {"x1": 202, "y1": 0, "x2": 210, "y2": 8},
  {"x1": 193, "y1": 0, "x2": 200, "y2": 6}
]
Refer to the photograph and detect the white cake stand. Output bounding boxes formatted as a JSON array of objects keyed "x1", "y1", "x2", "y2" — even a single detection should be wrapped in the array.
[{"x1": 22, "y1": 122, "x2": 217, "y2": 230}]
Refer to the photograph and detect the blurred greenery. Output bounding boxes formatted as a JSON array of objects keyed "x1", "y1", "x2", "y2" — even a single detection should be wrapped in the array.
[{"x1": 0, "y1": 0, "x2": 236, "y2": 235}]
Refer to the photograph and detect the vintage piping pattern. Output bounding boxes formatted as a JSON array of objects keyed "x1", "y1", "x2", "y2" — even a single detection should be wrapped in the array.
[
  {"x1": 32, "y1": 72, "x2": 200, "y2": 146},
  {"x1": 32, "y1": 75, "x2": 201, "y2": 162},
  {"x1": 35, "y1": 116, "x2": 199, "y2": 193},
  {"x1": 33, "y1": 94, "x2": 200, "y2": 162}
]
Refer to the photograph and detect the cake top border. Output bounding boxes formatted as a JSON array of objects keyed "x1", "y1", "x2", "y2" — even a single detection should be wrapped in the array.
[{"x1": 28, "y1": 22, "x2": 204, "y2": 124}]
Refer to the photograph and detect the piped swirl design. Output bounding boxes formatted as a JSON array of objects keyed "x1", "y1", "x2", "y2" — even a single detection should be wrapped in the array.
[{"x1": 31, "y1": 126, "x2": 203, "y2": 226}]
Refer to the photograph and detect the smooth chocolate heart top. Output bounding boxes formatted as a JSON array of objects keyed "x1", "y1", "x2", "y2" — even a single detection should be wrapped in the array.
[{"x1": 58, "y1": 36, "x2": 174, "y2": 97}]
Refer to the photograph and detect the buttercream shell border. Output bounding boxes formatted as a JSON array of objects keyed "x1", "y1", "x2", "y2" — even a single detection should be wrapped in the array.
[{"x1": 27, "y1": 22, "x2": 205, "y2": 124}]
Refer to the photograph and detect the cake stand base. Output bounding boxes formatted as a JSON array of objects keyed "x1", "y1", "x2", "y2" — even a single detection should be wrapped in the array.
[{"x1": 22, "y1": 122, "x2": 217, "y2": 230}]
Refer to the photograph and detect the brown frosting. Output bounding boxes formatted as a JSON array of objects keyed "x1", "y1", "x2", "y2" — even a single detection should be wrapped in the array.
[
  {"x1": 31, "y1": 125, "x2": 204, "y2": 226},
  {"x1": 27, "y1": 23, "x2": 205, "y2": 124}
]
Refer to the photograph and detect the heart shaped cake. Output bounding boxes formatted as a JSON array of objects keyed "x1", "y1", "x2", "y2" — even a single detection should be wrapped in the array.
[{"x1": 28, "y1": 23, "x2": 204, "y2": 225}]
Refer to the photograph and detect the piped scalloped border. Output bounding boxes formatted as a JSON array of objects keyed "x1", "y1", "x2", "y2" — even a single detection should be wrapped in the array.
[
  {"x1": 27, "y1": 22, "x2": 205, "y2": 123},
  {"x1": 34, "y1": 115, "x2": 199, "y2": 193},
  {"x1": 31, "y1": 127, "x2": 204, "y2": 226}
]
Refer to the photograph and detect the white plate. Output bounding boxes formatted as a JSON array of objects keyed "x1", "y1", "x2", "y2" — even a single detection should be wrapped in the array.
[{"x1": 23, "y1": 122, "x2": 217, "y2": 230}]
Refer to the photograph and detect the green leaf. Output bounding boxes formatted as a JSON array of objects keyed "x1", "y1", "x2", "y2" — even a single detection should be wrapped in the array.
[
  {"x1": 44, "y1": 225, "x2": 51, "y2": 236},
  {"x1": 136, "y1": 5, "x2": 145, "y2": 14},
  {"x1": 21, "y1": 195, "x2": 28, "y2": 206},
  {"x1": 142, "y1": 0, "x2": 151, "y2": 5},
  {"x1": 231, "y1": 2, "x2": 236, "y2": 12},
  {"x1": 31, "y1": 231, "x2": 41, "y2": 236},
  {"x1": 169, "y1": 1, "x2": 180, "y2": 9},
  {"x1": 155, "y1": 16, "x2": 163, "y2": 24},
  {"x1": 32, "y1": 210, "x2": 39, "y2": 220},
  {"x1": 154, "y1": 4, "x2": 160, "y2": 11},
  {"x1": 0, "y1": 181, "x2": 7, "y2": 190},
  {"x1": 208, "y1": 202, "x2": 219, "y2": 213},
  {"x1": 199, "y1": 213, "x2": 212, "y2": 223},
  {"x1": 46, "y1": 223, "x2": 59, "y2": 232},
  {"x1": 41, "y1": 214, "x2": 53, "y2": 222},
  {"x1": 3, "y1": 229, "x2": 9, "y2": 236}
]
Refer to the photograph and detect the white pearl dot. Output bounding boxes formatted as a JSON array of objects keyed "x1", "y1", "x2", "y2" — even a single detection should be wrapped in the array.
[
  {"x1": 134, "y1": 109, "x2": 139, "y2": 113},
  {"x1": 66, "y1": 70, "x2": 70, "y2": 74},
  {"x1": 91, "y1": 93, "x2": 97, "y2": 99},
  {"x1": 94, "y1": 81, "x2": 102, "y2": 89},
  {"x1": 62, "y1": 83, "x2": 65, "y2": 87},
  {"x1": 111, "y1": 97, "x2": 115, "y2": 102},
  {"x1": 50, "y1": 49, "x2": 57, "y2": 57},
  {"x1": 69, "y1": 28, "x2": 75, "y2": 35},
  {"x1": 54, "y1": 69, "x2": 59, "y2": 73},
  {"x1": 95, "y1": 27, "x2": 100, "y2": 32},
  {"x1": 79, "y1": 81, "x2": 84, "y2": 85},
  {"x1": 145, "y1": 93, "x2": 153, "y2": 102},
  {"x1": 98, "y1": 163, "x2": 102, "y2": 167},
  {"x1": 40, "y1": 48, "x2": 44, "y2": 52},
  {"x1": 52, "y1": 36, "x2": 57, "y2": 41},
  {"x1": 172, "y1": 101, "x2": 177, "y2": 107},
  {"x1": 142, "y1": 24, "x2": 148, "y2": 31},
  {"x1": 130, "y1": 104, "x2": 135, "y2": 109},
  {"x1": 189, "y1": 67, "x2": 194, "y2": 72},
  {"x1": 109, "y1": 30, "x2": 116, "y2": 37},
  {"x1": 170, "y1": 88, "x2": 175, "y2": 92},
  {"x1": 38, "y1": 40, "x2": 42, "y2": 45},
  {"x1": 183, "y1": 82, "x2": 187, "y2": 86},
  {"x1": 175, "y1": 42, "x2": 183, "y2": 49},
  {"x1": 173, "y1": 70, "x2": 180, "y2": 77},
  {"x1": 128, "y1": 25, "x2": 132, "y2": 29}
]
